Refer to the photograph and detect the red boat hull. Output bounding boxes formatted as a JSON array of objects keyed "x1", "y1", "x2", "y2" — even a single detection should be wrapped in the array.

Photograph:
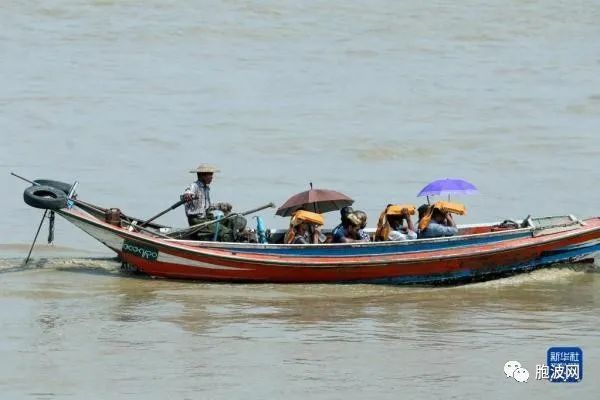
[
  {"x1": 55, "y1": 208, "x2": 600, "y2": 284},
  {"x1": 119, "y1": 225, "x2": 600, "y2": 283}
]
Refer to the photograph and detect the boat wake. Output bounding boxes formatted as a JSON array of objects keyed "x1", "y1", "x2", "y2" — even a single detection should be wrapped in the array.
[
  {"x1": 0, "y1": 256, "x2": 122, "y2": 276},
  {"x1": 464, "y1": 262, "x2": 599, "y2": 289}
]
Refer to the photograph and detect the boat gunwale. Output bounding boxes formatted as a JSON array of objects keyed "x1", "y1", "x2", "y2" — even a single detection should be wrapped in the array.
[
  {"x1": 167, "y1": 226, "x2": 533, "y2": 250},
  {"x1": 57, "y1": 207, "x2": 600, "y2": 268},
  {"x1": 64, "y1": 202, "x2": 541, "y2": 249},
  {"x1": 60, "y1": 205, "x2": 536, "y2": 250}
]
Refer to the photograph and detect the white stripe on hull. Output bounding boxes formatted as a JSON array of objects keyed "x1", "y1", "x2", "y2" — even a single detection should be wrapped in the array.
[
  {"x1": 556, "y1": 238, "x2": 600, "y2": 251},
  {"x1": 157, "y1": 252, "x2": 251, "y2": 271}
]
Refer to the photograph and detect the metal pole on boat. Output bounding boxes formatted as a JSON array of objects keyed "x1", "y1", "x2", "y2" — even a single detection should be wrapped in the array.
[
  {"x1": 138, "y1": 198, "x2": 187, "y2": 228},
  {"x1": 10, "y1": 171, "x2": 36, "y2": 185},
  {"x1": 171, "y1": 202, "x2": 276, "y2": 238},
  {"x1": 24, "y1": 210, "x2": 48, "y2": 265}
]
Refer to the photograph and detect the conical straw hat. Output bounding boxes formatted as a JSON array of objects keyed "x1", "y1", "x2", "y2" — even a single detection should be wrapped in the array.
[{"x1": 189, "y1": 164, "x2": 220, "y2": 173}]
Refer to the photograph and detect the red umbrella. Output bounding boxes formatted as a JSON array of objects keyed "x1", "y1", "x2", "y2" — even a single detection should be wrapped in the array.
[{"x1": 276, "y1": 183, "x2": 354, "y2": 217}]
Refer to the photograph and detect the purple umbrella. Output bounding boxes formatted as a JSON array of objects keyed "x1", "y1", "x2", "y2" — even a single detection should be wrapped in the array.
[{"x1": 417, "y1": 178, "x2": 478, "y2": 202}]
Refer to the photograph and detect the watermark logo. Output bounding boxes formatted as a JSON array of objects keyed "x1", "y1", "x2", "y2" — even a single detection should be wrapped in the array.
[
  {"x1": 545, "y1": 347, "x2": 583, "y2": 383},
  {"x1": 513, "y1": 367, "x2": 530, "y2": 383},
  {"x1": 503, "y1": 347, "x2": 583, "y2": 384},
  {"x1": 504, "y1": 361, "x2": 529, "y2": 383}
]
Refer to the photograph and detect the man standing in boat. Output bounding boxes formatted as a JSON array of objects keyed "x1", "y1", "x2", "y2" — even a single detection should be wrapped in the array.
[{"x1": 182, "y1": 164, "x2": 243, "y2": 241}]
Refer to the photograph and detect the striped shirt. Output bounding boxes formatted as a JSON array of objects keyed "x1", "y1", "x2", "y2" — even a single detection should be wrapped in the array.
[{"x1": 183, "y1": 180, "x2": 212, "y2": 218}]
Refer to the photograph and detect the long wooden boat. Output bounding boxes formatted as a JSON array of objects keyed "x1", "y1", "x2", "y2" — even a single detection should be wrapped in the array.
[{"x1": 21, "y1": 181, "x2": 600, "y2": 285}]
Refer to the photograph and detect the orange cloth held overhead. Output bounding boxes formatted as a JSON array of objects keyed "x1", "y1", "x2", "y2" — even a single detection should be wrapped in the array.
[
  {"x1": 433, "y1": 201, "x2": 466, "y2": 216},
  {"x1": 418, "y1": 206, "x2": 434, "y2": 232},
  {"x1": 375, "y1": 209, "x2": 390, "y2": 242},
  {"x1": 286, "y1": 210, "x2": 324, "y2": 244},
  {"x1": 284, "y1": 228, "x2": 295, "y2": 244},
  {"x1": 375, "y1": 204, "x2": 416, "y2": 241},
  {"x1": 385, "y1": 204, "x2": 416, "y2": 216},
  {"x1": 418, "y1": 202, "x2": 466, "y2": 232},
  {"x1": 291, "y1": 210, "x2": 325, "y2": 226}
]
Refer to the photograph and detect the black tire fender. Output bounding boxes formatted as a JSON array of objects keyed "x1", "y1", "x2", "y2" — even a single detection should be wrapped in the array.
[
  {"x1": 33, "y1": 179, "x2": 72, "y2": 194},
  {"x1": 23, "y1": 185, "x2": 68, "y2": 210}
]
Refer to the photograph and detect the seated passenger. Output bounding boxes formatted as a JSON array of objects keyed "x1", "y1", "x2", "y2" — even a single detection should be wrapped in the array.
[
  {"x1": 289, "y1": 221, "x2": 311, "y2": 244},
  {"x1": 418, "y1": 207, "x2": 458, "y2": 238},
  {"x1": 332, "y1": 212, "x2": 369, "y2": 243},
  {"x1": 353, "y1": 210, "x2": 371, "y2": 242},
  {"x1": 331, "y1": 206, "x2": 354, "y2": 239},
  {"x1": 285, "y1": 210, "x2": 326, "y2": 244},
  {"x1": 375, "y1": 204, "x2": 417, "y2": 241}
]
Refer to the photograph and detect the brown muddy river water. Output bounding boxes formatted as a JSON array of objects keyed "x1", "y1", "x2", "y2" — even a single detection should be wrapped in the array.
[
  {"x1": 0, "y1": 252, "x2": 598, "y2": 399},
  {"x1": 1, "y1": 0, "x2": 599, "y2": 398}
]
